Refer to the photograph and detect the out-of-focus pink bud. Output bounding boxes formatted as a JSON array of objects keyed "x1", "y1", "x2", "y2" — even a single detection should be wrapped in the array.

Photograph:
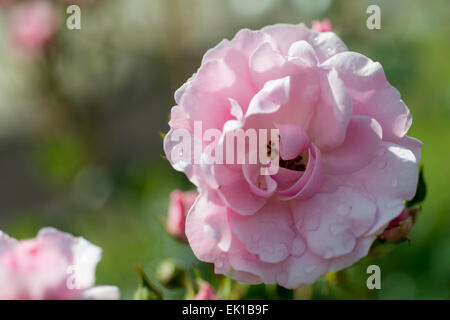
[
  {"x1": 381, "y1": 208, "x2": 418, "y2": 243},
  {"x1": 10, "y1": 1, "x2": 60, "y2": 56},
  {"x1": 194, "y1": 282, "x2": 217, "y2": 300},
  {"x1": 311, "y1": 19, "x2": 332, "y2": 32},
  {"x1": 167, "y1": 190, "x2": 198, "y2": 242}
]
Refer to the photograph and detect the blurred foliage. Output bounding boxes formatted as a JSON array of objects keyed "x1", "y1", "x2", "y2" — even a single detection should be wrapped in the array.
[{"x1": 0, "y1": 0, "x2": 449, "y2": 299}]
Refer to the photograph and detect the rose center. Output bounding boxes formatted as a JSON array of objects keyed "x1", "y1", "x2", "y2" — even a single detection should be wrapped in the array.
[{"x1": 267, "y1": 141, "x2": 309, "y2": 172}]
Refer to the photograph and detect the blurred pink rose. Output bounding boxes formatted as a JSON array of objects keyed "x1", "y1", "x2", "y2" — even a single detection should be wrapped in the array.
[
  {"x1": 164, "y1": 23, "x2": 422, "y2": 288},
  {"x1": 381, "y1": 208, "x2": 415, "y2": 242},
  {"x1": 0, "y1": 227, "x2": 120, "y2": 300},
  {"x1": 9, "y1": 1, "x2": 60, "y2": 56},
  {"x1": 167, "y1": 190, "x2": 198, "y2": 242},
  {"x1": 311, "y1": 19, "x2": 332, "y2": 32},
  {"x1": 194, "y1": 282, "x2": 217, "y2": 300}
]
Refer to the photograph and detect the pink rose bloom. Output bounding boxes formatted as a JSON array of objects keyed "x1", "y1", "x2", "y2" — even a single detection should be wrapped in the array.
[
  {"x1": 311, "y1": 19, "x2": 332, "y2": 33},
  {"x1": 0, "y1": 227, "x2": 120, "y2": 300},
  {"x1": 194, "y1": 282, "x2": 217, "y2": 300},
  {"x1": 381, "y1": 208, "x2": 415, "y2": 242},
  {"x1": 167, "y1": 190, "x2": 198, "y2": 242},
  {"x1": 9, "y1": 1, "x2": 59, "y2": 56},
  {"x1": 164, "y1": 23, "x2": 422, "y2": 288}
]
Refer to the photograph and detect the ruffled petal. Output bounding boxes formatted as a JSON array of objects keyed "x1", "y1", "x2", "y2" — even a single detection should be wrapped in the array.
[
  {"x1": 37, "y1": 227, "x2": 102, "y2": 289},
  {"x1": 321, "y1": 51, "x2": 412, "y2": 142},
  {"x1": 0, "y1": 231, "x2": 17, "y2": 255},
  {"x1": 229, "y1": 199, "x2": 295, "y2": 263},
  {"x1": 307, "y1": 68, "x2": 353, "y2": 151},
  {"x1": 290, "y1": 186, "x2": 376, "y2": 259},
  {"x1": 322, "y1": 116, "x2": 382, "y2": 174}
]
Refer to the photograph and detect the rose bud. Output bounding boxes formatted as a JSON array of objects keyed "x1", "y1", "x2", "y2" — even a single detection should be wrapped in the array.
[
  {"x1": 381, "y1": 207, "x2": 420, "y2": 243},
  {"x1": 194, "y1": 282, "x2": 217, "y2": 300},
  {"x1": 311, "y1": 19, "x2": 332, "y2": 32},
  {"x1": 167, "y1": 190, "x2": 198, "y2": 242},
  {"x1": 9, "y1": 1, "x2": 60, "y2": 57},
  {"x1": 0, "y1": 227, "x2": 120, "y2": 300},
  {"x1": 156, "y1": 259, "x2": 184, "y2": 288}
]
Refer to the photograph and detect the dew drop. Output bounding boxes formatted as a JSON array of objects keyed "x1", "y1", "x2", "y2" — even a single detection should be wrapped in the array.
[
  {"x1": 327, "y1": 47, "x2": 336, "y2": 55},
  {"x1": 336, "y1": 202, "x2": 351, "y2": 217},
  {"x1": 323, "y1": 248, "x2": 334, "y2": 259},
  {"x1": 203, "y1": 224, "x2": 219, "y2": 241},
  {"x1": 330, "y1": 223, "x2": 348, "y2": 236},
  {"x1": 392, "y1": 179, "x2": 399, "y2": 188},
  {"x1": 313, "y1": 36, "x2": 321, "y2": 45},
  {"x1": 276, "y1": 271, "x2": 288, "y2": 285},
  {"x1": 305, "y1": 215, "x2": 320, "y2": 231},
  {"x1": 386, "y1": 200, "x2": 403, "y2": 209},
  {"x1": 343, "y1": 235, "x2": 356, "y2": 251},
  {"x1": 260, "y1": 244, "x2": 289, "y2": 263},
  {"x1": 378, "y1": 161, "x2": 387, "y2": 169},
  {"x1": 303, "y1": 264, "x2": 316, "y2": 274},
  {"x1": 377, "y1": 148, "x2": 386, "y2": 157},
  {"x1": 291, "y1": 237, "x2": 306, "y2": 257},
  {"x1": 204, "y1": 254, "x2": 213, "y2": 261},
  {"x1": 295, "y1": 217, "x2": 304, "y2": 230}
]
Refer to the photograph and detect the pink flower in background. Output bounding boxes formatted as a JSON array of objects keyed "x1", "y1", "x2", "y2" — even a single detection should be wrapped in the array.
[
  {"x1": 194, "y1": 282, "x2": 217, "y2": 300},
  {"x1": 381, "y1": 208, "x2": 415, "y2": 242},
  {"x1": 167, "y1": 190, "x2": 198, "y2": 242},
  {"x1": 164, "y1": 23, "x2": 422, "y2": 288},
  {"x1": 311, "y1": 19, "x2": 332, "y2": 32},
  {"x1": 0, "y1": 227, "x2": 120, "y2": 300},
  {"x1": 9, "y1": 1, "x2": 60, "y2": 56}
]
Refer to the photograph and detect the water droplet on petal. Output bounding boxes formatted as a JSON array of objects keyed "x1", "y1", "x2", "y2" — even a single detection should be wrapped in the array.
[
  {"x1": 330, "y1": 223, "x2": 349, "y2": 236},
  {"x1": 204, "y1": 254, "x2": 213, "y2": 261},
  {"x1": 260, "y1": 244, "x2": 289, "y2": 263},
  {"x1": 336, "y1": 202, "x2": 351, "y2": 217},
  {"x1": 386, "y1": 199, "x2": 403, "y2": 209},
  {"x1": 377, "y1": 148, "x2": 386, "y2": 157},
  {"x1": 291, "y1": 237, "x2": 306, "y2": 257},
  {"x1": 327, "y1": 47, "x2": 336, "y2": 55},
  {"x1": 276, "y1": 271, "x2": 288, "y2": 285},
  {"x1": 392, "y1": 179, "x2": 399, "y2": 188},
  {"x1": 203, "y1": 224, "x2": 219, "y2": 241},
  {"x1": 313, "y1": 36, "x2": 321, "y2": 45},
  {"x1": 323, "y1": 248, "x2": 334, "y2": 259},
  {"x1": 304, "y1": 264, "x2": 316, "y2": 274},
  {"x1": 378, "y1": 161, "x2": 387, "y2": 169},
  {"x1": 295, "y1": 217, "x2": 304, "y2": 230},
  {"x1": 305, "y1": 215, "x2": 320, "y2": 231}
]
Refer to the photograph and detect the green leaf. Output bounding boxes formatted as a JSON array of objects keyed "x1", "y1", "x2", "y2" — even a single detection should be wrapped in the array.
[{"x1": 406, "y1": 166, "x2": 426, "y2": 207}]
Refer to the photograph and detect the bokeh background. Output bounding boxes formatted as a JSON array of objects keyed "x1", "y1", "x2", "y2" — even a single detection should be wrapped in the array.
[{"x1": 0, "y1": 0, "x2": 449, "y2": 299}]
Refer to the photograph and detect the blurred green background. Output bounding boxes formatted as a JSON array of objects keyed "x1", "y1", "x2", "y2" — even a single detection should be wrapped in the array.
[{"x1": 0, "y1": 0, "x2": 449, "y2": 299}]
